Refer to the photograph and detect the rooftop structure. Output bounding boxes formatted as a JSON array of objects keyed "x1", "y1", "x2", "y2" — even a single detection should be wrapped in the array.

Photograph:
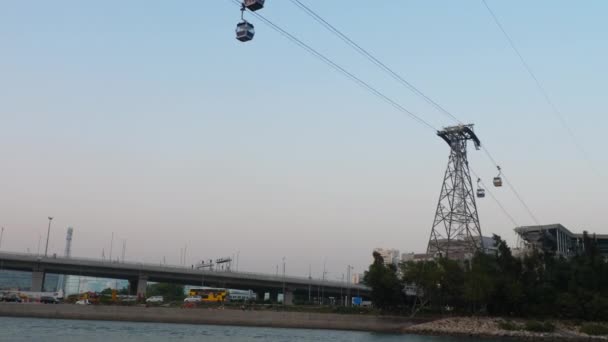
[{"x1": 514, "y1": 224, "x2": 608, "y2": 257}]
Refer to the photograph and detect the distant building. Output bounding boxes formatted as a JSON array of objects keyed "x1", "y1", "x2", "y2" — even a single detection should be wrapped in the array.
[
  {"x1": 373, "y1": 248, "x2": 400, "y2": 266},
  {"x1": 0, "y1": 270, "x2": 60, "y2": 291},
  {"x1": 401, "y1": 252, "x2": 434, "y2": 262},
  {"x1": 44, "y1": 274, "x2": 61, "y2": 292},
  {"x1": 514, "y1": 223, "x2": 608, "y2": 258},
  {"x1": 0, "y1": 270, "x2": 31, "y2": 290},
  {"x1": 422, "y1": 236, "x2": 499, "y2": 261},
  {"x1": 401, "y1": 236, "x2": 499, "y2": 263},
  {"x1": 64, "y1": 276, "x2": 128, "y2": 295}
]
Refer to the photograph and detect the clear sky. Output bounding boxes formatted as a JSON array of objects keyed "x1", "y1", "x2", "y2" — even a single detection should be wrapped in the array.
[{"x1": 1, "y1": 1, "x2": 606, "y2": 279}]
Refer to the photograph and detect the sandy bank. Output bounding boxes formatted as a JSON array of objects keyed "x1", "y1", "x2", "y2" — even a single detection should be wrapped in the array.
[{"x1": 0, "y1": 303, "x2": 413, "y2": 333}]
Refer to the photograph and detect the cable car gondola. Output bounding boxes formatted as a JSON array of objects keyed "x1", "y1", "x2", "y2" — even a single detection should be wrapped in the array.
[
  {"x1": 235, "y1": 4, "x2": 255, "y2": 42},
  {"x1": 236, "y1": 20, "x2": 255, "y2": 42},
  {"x1": 476, "y1": 178, "x2": 485, "y2": 198},
  {"x1": 493, "y1": 166, "x2": 503, "y2": 187},
  {"x1": 244, "y1": 0, "x2": 265, "y2": 12}
]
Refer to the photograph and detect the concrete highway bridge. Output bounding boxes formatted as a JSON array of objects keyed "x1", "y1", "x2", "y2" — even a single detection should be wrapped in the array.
[{"x1": 0, "y1": 252, "x2": 369, "y2": 304}]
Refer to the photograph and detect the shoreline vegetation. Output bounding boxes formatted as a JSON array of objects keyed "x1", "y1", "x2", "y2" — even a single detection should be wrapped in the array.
[{"x1": 364, "y1": 234, "x2": 608, "y2": 322}]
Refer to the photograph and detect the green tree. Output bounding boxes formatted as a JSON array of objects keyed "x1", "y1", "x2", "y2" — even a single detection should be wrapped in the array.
[
  {"x1": 146, "y1": 283, "x2": 186, "y2": 301},
  {"x1": 464, "y1": 253, "x2": 495, "y2": 313},
  {"x1": 363, "y1": 251, "x2": 404, "y2": 311},
  {"x1": 363, "y1": 233, "x2": 608, "y2": 320},
  {"x1": 401, "y1": 259, "x2": 441, "y2": 315}
]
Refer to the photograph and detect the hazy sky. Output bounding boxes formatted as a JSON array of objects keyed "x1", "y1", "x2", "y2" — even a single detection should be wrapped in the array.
[{"x1": 1, "y1": 1, "x2": 606, "y2": 279}]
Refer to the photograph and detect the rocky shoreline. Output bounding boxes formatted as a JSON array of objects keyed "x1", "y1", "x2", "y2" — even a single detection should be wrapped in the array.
[{"x1": 403, "y1": 317, "x2": 607, "y2": 341}]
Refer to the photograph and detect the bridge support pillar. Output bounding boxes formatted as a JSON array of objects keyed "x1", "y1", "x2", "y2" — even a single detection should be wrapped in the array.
[
  {"x1": 136, "y1": 275, "x2": 147, "y2": 300},
  {"x1": 31, "y1": 271, "x2": 45, "y2": 292},
  {"x1": 284, "y1": 289, "x2": 294, "y2": 305}
]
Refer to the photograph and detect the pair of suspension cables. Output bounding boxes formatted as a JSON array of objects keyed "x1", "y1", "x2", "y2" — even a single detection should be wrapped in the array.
[{"x1": 230, "y1": 0, "x2": 586, "y2": 228}]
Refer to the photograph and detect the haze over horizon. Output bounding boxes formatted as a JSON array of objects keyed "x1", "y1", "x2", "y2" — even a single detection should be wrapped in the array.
[{"x1": 1, "y1": 1, "x2": 606, "y2": 278}]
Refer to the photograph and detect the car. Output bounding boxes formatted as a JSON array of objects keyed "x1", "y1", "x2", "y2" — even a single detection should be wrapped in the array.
[
  {"x1": 40, "y1": 296, "x2": 59, "y2": 304},
  {"x1": 120, "y1": 296, "x2": 137, "y2": 303},
  {"x1": 2, "y1": 294, "x2": 22, "y2": 303},
  {"x1": 75, "y1": 299, "x2": 91, "y2": 305},
  {"x1": 146, "y1": 296, "x2": 163, "y2": 303},
  {"x1": 183, "y1": 296, "x2": 201, "y2": 303}
]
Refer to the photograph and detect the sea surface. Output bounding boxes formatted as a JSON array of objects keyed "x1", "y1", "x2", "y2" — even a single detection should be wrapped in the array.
[{"x1": 0, "y1": 317, "x2": 498, "y2": 342}]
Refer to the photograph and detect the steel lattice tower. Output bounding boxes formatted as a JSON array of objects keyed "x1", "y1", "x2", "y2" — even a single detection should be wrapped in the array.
[{"x1": 427, "y1": 124, "x2": 484, "y2": 259}]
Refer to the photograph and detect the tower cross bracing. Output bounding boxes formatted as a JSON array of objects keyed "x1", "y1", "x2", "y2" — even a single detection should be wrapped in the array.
[{"x1": 427, "y1": 124, "x2": 484, "y2": 258}]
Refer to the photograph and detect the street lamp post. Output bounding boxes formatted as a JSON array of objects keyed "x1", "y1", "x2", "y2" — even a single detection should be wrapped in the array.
[
  {"x1": 282, "y1": 257, "x2": 286, "y2": 306},
  {"x1": 321, "y1": 259, "x2": 327, "y2": 306},
  {"x1": 0, "y1": 227, "x2": 4, "y2": 250},
  {"x1": 308, "y1": 264, "x2": 312, "y2": 304},
  {"x1": 44, "y1": 217, "x2": 53, "y2": 257},
  {"x1": 346, "y1": 265, "x2": 354, "y2": 307},
  {"x1": 236, "y1": 251, "x2": 240, "y2": 272},
  {"x1": 109, "y1": 232, "x2": 114, "y2": 261},
  {"x1": 340, "y1": 274, "x2": 344, "y2": 306}
]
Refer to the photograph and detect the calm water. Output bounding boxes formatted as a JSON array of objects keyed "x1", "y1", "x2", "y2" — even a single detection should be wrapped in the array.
[{"x1": 0, "y1": 317, "x2": 497, "y2": 342}]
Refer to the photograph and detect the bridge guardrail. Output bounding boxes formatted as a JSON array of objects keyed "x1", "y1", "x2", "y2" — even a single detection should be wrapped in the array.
[{"x1": 0, "y1": 251, "x2": 368, "y2": 290}]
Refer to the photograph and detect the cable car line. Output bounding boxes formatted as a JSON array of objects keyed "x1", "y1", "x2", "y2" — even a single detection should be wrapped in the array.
[
  {"x1": 229, "y1": 0, "x2": 437, "y2": 131},
  {"x1": 481, "y1": 0, "x2": 597, "y2": 175},
  {"x1": 501, "y1": 173, "x2": 540, "y2": 225},
  {"x1": 286, "y1": 0, "x2": 542, "y2": 225},
  {"x1": 288, "y1": 0, "x2": 462, "y2": 126},
  {"x1": 471, "y1": 168, "x2": 519, "y2": 227},
  {"x1": 481, "y1": 145, "x2": 540, "y2": 224},
  {"x1": 231, "y1": 0, "x2": 541, "y2": 227}
]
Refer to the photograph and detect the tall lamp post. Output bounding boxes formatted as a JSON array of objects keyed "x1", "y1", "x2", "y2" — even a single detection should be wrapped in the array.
[
  {"x1": 44, "y1": 217, "x2": 53, "y2": 257},
  {"x1": 282, "y1": 257, "x2": 286, "y2": 306},
  {"x1": 0, "y1": 227, "x2": 4, "y2": 250},
  {"x1": 346, "y1": 265, "x2": 354, "y2": 307},
  {"x1": 321, "y1": 258, "x2": 327, "y2": 305}
]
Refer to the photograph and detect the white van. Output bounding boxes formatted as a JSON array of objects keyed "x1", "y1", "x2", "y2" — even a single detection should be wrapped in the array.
[{"x1": 146, "y1": 296, "x2": 164, "y2": 303}]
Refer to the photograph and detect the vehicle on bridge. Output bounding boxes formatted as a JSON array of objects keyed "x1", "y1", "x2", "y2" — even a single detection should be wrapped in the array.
[
  {"x1": 183, "y1": 295, "x2": 202, "y2": 303},
  {"x1": 146, "y1": 295, "x2": 164, "y2": 304},
  {"x1": 227, "y1": 289, "x2": 257, "y2": 302},
  {"x1": 1, "y1": 293, "x2": 22, "y2": 303},
  {"x1": 40, "y1": 296, "x2": 60, "y2": 304},
  {"x1": 189, "y1": 288, "x2": 228, "y2": 303},
  {"x1": 1, "y1": 290, "x2": 63, "y2": 303}
]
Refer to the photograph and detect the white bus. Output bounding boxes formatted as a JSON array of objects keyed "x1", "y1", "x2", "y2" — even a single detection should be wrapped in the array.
[{"x1": 227, "y1": 289, "x2": 257, "y2": 302}]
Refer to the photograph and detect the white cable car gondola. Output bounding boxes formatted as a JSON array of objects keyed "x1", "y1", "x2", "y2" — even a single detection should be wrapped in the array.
[
  {"x1": 493, "y1": 166, "x2": 503, "y2": 187},
  {"x1": 476, "y1": 178, "x2": 485, "y2": 198},
  {"x1": 244, "y1": 0, "x2": 265, "y2": 11}
]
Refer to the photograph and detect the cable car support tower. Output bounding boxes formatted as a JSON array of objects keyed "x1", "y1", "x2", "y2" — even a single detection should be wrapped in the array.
[{"x1": 427, "y1": 124, "x2": 484, "y2": 259}]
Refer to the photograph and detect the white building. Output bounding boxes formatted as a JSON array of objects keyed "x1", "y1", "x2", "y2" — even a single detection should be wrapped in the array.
[
  {"x1": 401, "y1": 252, "x2": 414, "y2": 262},
  {"x1": 373, "y1": 248, "x2": 400, "y2": 266},
  {"x1": 402, "y1": 252, "x2": 434, "y2": 263},
  {"x1": 351, "y1": 273, "x2": 363, "y2": 284}
]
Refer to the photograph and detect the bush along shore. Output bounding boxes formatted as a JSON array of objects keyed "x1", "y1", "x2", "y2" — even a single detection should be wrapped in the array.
[{"x1": 403, "y1": 317, "x2": 608, "y2": 341}]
